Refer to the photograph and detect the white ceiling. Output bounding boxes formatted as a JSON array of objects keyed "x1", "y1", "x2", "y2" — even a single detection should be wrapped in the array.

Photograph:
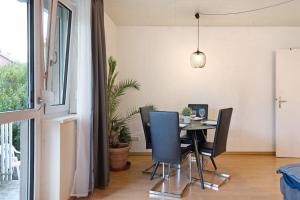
[{"x1": 104, "y1": 0, "x2": 300, "y2": 26}]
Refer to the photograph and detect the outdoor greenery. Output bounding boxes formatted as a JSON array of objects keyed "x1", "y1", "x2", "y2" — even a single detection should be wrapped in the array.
[
  {"x1": 0, "y1": 63, "x2": 27, "y2": 150},
  {"x1": 107, "y1": 56, "x2": 140, "y2": 148}
]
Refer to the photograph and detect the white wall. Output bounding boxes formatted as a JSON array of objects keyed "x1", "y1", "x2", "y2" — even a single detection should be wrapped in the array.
[
  {"x1": 115, "y1": 26, "x2": 300, "y2": 152},
  {"x1": 104, "y1": 13, "x2": 117, "y2": 59},
  {"x1": 41, "y1": 116, "x2": 77, "y2": 200}
]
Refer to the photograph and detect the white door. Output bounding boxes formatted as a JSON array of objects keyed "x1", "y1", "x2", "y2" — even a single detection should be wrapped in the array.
[{"x1": 276, "y1": 49, "x2": 300, "y2": 157}]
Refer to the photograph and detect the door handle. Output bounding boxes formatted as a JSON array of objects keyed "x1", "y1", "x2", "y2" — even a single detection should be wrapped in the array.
[
  {"x1": 50, "y1": 51, "x2": 58, "y2": 66},
  {"x1": 37, "y1": 97, "x2": 44, "y2": 104},
  {"x1": 276, "y1": 96, "x2": 288, "y2": 108}
]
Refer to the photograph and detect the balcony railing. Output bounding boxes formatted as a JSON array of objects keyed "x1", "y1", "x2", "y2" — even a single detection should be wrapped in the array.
[{"x1": 0, "y1": 123, "x2": 20, "y2": 183}]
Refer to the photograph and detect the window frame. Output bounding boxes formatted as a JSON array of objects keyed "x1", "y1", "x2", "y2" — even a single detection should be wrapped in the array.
[
  {"x1": 44, "y1": 0, "x2": 75, "y2": 116},
  {"x1": 27, "y1": 1, "x2": 35, "y2": 199}
]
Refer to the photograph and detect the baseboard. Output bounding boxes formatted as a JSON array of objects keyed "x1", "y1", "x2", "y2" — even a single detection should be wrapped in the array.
[
  {"x1": 129, "y1": 151, "x2": 275, "y2": 156},
  {"x1": 129, "y1": 152, "x2": 151, "y2": 156},
  {"x1": 224, "y1": 151, "x2": 275, "y2": 155}
]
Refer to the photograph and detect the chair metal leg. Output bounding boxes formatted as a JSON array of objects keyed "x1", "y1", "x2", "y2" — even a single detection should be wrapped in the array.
[
  {"x1": 210, "y1": 157, "x2": 217, "y2": 170},
  {"x1": 149, "y1": 158, "x2": 191, "y2": 198},
  {"x1": 167, "y1": 163, "x2": 171, "y2": 179},
  {"x1": 142, "y1": 163, "x2": 156, "y2": 174},
  {"x1": 189, "y1": 153, "x2": 192, "y2": 183},
  {"x1": 150, "y1": 162, "x2": 160, "y2": 180},
  {"x1": 193, "y1": 155, "x2": 230, "y2": 190}
]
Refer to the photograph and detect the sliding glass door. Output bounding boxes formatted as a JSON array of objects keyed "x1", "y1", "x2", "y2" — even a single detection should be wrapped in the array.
[
  {"x1": 0, "y1": 0, "x2": 42, "y2": 199},
  {"x1": 0, "y1": 0, "x2": 73, "y2": 199}
]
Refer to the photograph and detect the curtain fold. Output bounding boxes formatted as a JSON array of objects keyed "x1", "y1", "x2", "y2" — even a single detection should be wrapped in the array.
[
  {"x1": 91, "y1": 0, "x2": 110, "y2": 188},
  {"x1": 71, "y1": 0, "x2": 92, "y2": 197}
]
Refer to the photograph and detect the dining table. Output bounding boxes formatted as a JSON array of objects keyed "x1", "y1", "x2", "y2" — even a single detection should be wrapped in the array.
[{"x1": 181, "y1": 119, "x2": 217, "y2": 189}]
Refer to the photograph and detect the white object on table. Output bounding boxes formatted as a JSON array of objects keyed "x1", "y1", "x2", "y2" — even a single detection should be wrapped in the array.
[
  {"x1": 179, "y1": 123, "x2": 188, "y2": 128},
  {"x1": 192, "y1": 117, "x2": 203, "y2": 121},
  {"x1": 202, "y1": 120, "x2": 217, "y2": 125}
]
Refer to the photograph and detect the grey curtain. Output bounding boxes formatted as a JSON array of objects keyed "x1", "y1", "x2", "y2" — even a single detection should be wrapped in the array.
[{"x1": 91, "y1": 0, "x2": 110, "y2": 188}]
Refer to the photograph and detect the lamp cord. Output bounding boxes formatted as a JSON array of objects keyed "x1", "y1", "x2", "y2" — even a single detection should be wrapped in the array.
[
  {"x1": 197, "y1": 16, "x2": 199, "y2": 51},
  {"x1": 198, "y1": 0, "x2": 296, "y2": 16},
  {"x1": 194, "y1": 0, "x2": 296, "y2": 51}
]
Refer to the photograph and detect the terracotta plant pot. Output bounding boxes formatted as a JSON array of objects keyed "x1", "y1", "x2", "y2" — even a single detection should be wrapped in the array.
[{"x1": 109, "y1": 144, "x2": 130, "y2": 171}]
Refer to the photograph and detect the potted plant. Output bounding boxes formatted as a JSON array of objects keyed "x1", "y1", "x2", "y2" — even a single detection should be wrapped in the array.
[
  {"x1": 182, "y1": 107, "x2": 192, "y2": 124},
  {"x1": 107, "y1": 56, "x2": 140, "y2": 171}
]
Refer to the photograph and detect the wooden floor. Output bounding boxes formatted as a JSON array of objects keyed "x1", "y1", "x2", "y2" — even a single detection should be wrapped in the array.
[{"x1": 82, "y1": 155, "x2": 299, "y2": 200}]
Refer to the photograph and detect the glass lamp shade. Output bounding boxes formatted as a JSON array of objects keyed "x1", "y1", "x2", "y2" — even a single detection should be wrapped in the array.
[{"x1": 190, "y1": 50, "x2": 206, "y2": 68}]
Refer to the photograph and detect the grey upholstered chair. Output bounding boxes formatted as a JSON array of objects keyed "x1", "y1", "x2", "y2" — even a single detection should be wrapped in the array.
[
  {"x1": 148, "y1": 111, "x2": 192, "y2": 197},
  {"x1": 188, "y1": 104, "x2": 208, "y2": 119},
  {"x1": 198, "y1": 108, "x2": 233, "y2": 170},
  {"x1": 139, "y1": 105, "x2": 192, "y2": 176},
  {"x1": 139, "y1": 105, "x2": 154, "y2": 150},
  {"x1": 149, "y1": 111, "x2": 191, "y2": 180}
]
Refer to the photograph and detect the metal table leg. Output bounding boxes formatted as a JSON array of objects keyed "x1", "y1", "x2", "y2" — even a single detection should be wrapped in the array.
[{"x1": 192, "y1": 131, "x2": 205, "y2": 189}]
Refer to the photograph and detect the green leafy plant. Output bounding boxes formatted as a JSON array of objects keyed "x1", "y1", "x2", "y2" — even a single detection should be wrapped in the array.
[
  {"x1": 0, "y1": 64, "x2": 27, "y2": 112},
  {"x1": 182, "y1": 107, "x2": 192, "y2": 116},
  {"x1": 0, "y1": 63, "x2": 28, "y2": 150},
  {"x1": 107, "y1": 56, "x2": 140, "y2": 148}
]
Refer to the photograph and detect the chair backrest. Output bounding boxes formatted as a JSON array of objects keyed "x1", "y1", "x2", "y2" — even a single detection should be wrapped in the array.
[
  {"x1": 139, "y1": 105, "x2": 154, "y2": 149},
  {"x1": 212, "y1": 108, "x2": 233, "y2": 157},
  {"x1": 188, "y1": 104, "x2": 209, "y2": 119},
  {"x1": 149, "y1": 111, "x2": 181, "y2": 164}
]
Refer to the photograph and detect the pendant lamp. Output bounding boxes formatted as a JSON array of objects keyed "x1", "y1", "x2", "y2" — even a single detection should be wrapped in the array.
[{"x1": 190, "y1": 13, "x2": 206, "y2": 68}]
